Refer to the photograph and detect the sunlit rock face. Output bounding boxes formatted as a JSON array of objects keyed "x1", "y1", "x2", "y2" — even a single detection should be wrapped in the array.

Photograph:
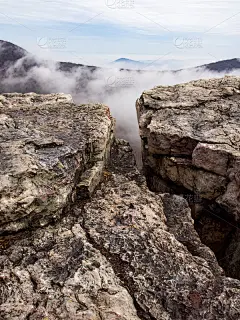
[
  {"x1": 0, "y1": 93, "x2": 114, "y2": 233},
  {"x1": 137, "y1": 75, "x2": 240, "y2": 279},
  {"x1": 1, "y1": 91, "x2": 240, "y2": 320},
  {"x1": 137, "y1": 75, "x2": 240, "y2": 218}
]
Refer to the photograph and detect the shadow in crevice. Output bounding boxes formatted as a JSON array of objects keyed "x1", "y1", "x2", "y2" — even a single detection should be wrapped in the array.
[{"x1": 144, "y1": 167, "x2": 240, "y2": 280}]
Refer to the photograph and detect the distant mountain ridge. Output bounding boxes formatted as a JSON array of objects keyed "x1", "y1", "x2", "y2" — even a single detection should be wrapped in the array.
[
  {"x1": 113, "y1": 58, "x2": 144, "y2": 64},
  {"x1": 111, "y1": 58, "x2": 145, "y2": 66},
  {"x1": 111, "y1": 57, "x2": 182, "y2": 70},
  {"x1": 1, "y1": 40, "x2": 240, "y2": 74},
  {"x1": 0, "y1": 40, "x2": 28, "y2": 69},
  {"x1": 0, "y1": 40, "x2": 101, "y2": 94},
  {"x1": 0, "y1": 40, "x2": 240, "y2": 95},
  {"x1": 200, "y1": 58, "x2": 240, "y2": 72},
  {"x1": 111, "y1": 56, "x2": 240, "y2": 72}
]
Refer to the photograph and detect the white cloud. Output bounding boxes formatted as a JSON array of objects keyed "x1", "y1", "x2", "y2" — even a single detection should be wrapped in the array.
[
  {"x1": 2, "y1": 52, "x2": 240, "y2": 164},
  {"x1": 1, "y1": 1, "x2": 240, "y2": 164},
  {"x1": 1, "y1": 0, "x2": 240, "y2": 63},
  {"x1": 1, "y1": 0, "x2": 240, "y2": 35}
]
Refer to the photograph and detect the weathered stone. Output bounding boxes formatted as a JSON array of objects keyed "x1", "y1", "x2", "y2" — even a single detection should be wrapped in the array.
[
  {"x1": 0, "y1": 93, "x2": 114, "y2": 233},
  {"x1": 80, "y1": 139, "x2": 240, "y2": 320},
  {"x1": 3, "y1": 138, "x2": 240, "y2": 320},
  {"x1": 137, "y1": 75, "x2": 240, "y2": 219},
  {"x1": 1, "y1": 91, "x2": 240, "y2": 320},
  {"x1": 0, "y1": 216, "x2": 141, "y2": 320}
]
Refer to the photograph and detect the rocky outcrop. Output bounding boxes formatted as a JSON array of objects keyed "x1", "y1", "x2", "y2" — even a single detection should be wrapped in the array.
[
  {"x1": 0, "y1": 216, "x2": 141, "y2": 320},
  {"x1": 0, "y1": 93, "x2": 114, "y2": 234},
  {"x1": 1, "y1": 91, "x2": 240, "y2": 319},
  {"x1": 137, "y1": 75, "x2": 240, "y2": 278},
  {"x1": 137, "y1": 76, "x2": 240, "y2": 219},
  {"x1": 137, "y1": 76, "x2": 240, "y2": 211}
]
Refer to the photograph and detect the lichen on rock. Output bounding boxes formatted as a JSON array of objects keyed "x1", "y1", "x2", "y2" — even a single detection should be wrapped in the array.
[
  {"x1": 0, "y1": 93, "x2": 114, "y2": 233},
  {"x1": 137, "y1": 76, "x2": 240, "y2": 219},
  {"x1": 1, "y1": 86, "x2": 240, "y2": 320},
  {"x1": 137, "y1": 75, "x2": 240, "y2": 281}
]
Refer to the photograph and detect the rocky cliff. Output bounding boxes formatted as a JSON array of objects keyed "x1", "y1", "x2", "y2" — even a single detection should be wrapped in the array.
[
  {"x1": 0, "y1": 81, "x2": 240, "y2": 320},
  {"x1": 0, "y1": 93, "x2": 114, "y2": 234},
  {"x1": 137, "y1": 75, "x2": 240, "y2": 279}
]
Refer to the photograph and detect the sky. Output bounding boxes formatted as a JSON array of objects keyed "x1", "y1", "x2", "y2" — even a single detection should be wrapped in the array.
[
  {"x1": 1, "y1": 0, "x2": 240, "y2": 156},
  {"x1": 0, "y1": 0, "x2": 240, "y2": 68}
]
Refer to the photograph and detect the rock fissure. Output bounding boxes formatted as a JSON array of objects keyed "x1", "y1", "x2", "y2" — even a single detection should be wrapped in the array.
[
  {"x1": 137, "y1": 76, "x2": 240, "y2": 281},
  {"x1": 1, "y1": 81, "x2": 240, "y2": 319}
]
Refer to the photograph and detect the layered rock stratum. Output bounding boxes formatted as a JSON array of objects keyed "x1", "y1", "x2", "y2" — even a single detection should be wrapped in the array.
[
  {"x1": 137, "y1": 75, "x2": 240, "y2": 279},
  {"x1": 137, "y1": 76, "x2": 240, "y2": 217},
  {"x1": 0, "y1": 93, "x2": 114, "y2": 233},
  {"x1": 0, "y1": 81, "x2": 240, "y2": 320}
]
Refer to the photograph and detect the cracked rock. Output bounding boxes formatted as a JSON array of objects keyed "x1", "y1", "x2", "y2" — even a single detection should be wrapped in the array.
[
  {"x1": 0, "y1": 93, "x2": 114, "y2": 233},
  {"x1": 80, "y1": 139, "x2": 240, "y2": 320},
  {"x1": 1, "y1": 90, "x2": 240, "y2": 320},
  {"x1": 137, "y1": 75, "x2": 240, "y2": 219}
]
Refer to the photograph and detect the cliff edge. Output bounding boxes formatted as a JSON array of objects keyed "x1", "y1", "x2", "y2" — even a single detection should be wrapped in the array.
[{"x1": 0, "y1": 85, "x2": 240, "y2": 320}]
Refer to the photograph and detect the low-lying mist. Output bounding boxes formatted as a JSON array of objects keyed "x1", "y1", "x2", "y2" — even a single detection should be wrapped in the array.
[{"x1": 2, "y1": 54, "x2": 240, "y2": 165}]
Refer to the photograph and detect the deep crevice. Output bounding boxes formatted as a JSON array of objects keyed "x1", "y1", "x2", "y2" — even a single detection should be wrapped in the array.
[{"x1": 144, "y1": 165, "x2": 240, "y2": 280}]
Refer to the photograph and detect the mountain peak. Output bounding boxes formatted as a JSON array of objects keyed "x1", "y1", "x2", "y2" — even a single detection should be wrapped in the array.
[
  {"x1": 114, "y1": 58, "x2": 138, "y2": 63},
  {"x1": 0, "y1": 40, "x2": 28, "y2": 68}
]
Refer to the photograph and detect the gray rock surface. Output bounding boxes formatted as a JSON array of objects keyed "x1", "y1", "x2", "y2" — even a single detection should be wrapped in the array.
[
  {"x1": 0, "y1": 214, "x2": 141, "y2": 320},
  {"x1": 137, "y1": 76, "x2": 240, "y2": 219},
  {"x1": 1, "y1": 91, "x2": 240, "y2": 320},
  {"x1": 82, "y1": 139, "x2": 240, "y2": 320},
  {"x1": 0, "y1": 93, "x2": 114, "y2": 233}
]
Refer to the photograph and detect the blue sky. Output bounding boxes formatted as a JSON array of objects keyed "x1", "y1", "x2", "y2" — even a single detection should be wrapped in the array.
[{"x1": 0, "y1": 0, "x2": 240, "y2": 68}]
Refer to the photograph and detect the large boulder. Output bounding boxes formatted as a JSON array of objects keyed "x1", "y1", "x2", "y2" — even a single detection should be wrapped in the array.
[
  {"x1": 137, "y1": 76, "x2": 240, "y2": 219},
  {"x1": 0, "y1": 93, "x2": 114, "y2": 233}
]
